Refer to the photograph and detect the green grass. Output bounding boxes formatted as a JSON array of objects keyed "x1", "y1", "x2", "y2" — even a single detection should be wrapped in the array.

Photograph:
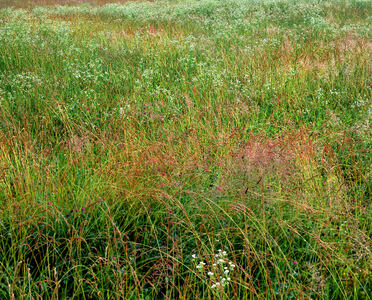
[{"x1": 0, "y1": 0, "x2": 371, "y2": 298}]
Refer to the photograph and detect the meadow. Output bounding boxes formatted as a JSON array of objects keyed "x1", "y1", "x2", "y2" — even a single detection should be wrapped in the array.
[{"x1": 0, "y1": 0, "x2": 371, "y2": 298}]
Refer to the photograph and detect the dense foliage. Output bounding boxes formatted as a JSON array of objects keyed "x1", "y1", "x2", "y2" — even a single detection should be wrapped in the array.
[{"x1": 0, "y1": 0, "x2": 370, "y2": 298}]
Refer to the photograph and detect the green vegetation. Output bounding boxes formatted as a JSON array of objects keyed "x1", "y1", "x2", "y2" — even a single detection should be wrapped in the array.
[{"x1": 0, "y1": 0, "x2": 371, "y2": 298}]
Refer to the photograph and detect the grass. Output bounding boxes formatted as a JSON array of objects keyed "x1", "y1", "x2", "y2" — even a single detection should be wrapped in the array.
[{"x1": 0, "y1": 0, "x2": 371, "y2": 298}]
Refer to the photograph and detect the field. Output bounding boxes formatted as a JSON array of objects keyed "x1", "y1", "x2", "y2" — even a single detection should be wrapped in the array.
[{"x1": 0, "y1": 0, "x2": 371, "y2": 298}]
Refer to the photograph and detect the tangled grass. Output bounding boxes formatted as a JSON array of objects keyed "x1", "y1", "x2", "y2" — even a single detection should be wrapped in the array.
[{"x1": 0, "y1": 0, "x2": 371, "y2": 298}]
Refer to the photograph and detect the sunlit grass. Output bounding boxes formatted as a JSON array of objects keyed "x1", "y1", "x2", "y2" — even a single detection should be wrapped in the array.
[{"x1": 0, "y1": 0, "x2": 371, "y2": 298}]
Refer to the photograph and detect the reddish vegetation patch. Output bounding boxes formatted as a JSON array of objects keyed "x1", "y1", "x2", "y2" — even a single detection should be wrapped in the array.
[
  {"x1": 301, "y1": 35, "x2": 371, "y2": 71},
  {"x1": 67, "y1": 134, "x2": 91, "y2": 152},
  {"x1": 145, "y1": 25, "x2": 163, "y2": 36},
  {"x1": 229, "y1": 130, "x2": 317, "y2": 182},
  {"x1": 138, "y1": 142, "x2": 180, "y2": 171},
  {"x1": 109, "y1": 25, "x2": 165, "y2": 41},
  {"x1": 334, "y1": 34, "x2": 372, "y2": 52},
  {"x1": 236, "y1": 134, "x2": 294, "y2": 173}
]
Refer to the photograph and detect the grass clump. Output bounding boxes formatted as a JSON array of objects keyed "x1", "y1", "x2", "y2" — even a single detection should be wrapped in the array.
[{"x1": 0, "y1": 0, "x2": 371, "y2": 298}]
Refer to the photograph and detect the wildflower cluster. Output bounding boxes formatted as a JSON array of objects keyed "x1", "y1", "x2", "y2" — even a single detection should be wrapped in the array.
[{"x1": 192, "y1": 249, "x2": 235, "y2": 290}]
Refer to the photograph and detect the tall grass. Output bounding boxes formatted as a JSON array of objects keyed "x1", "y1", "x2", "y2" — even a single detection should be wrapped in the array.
[{"x1": 0, "y1": 0, "x2": 371, "y2": 298}]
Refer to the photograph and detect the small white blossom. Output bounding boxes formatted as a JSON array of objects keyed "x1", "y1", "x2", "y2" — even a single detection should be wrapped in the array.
[{"x1": 208, "y1": 271, "x2": 214, "y2": 276}]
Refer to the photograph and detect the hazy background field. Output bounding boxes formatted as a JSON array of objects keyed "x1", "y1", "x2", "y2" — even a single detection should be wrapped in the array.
[
  {"x1": 0, "y1": 0, "x2": 133, "y2": 8},
  {"x1": 0, "y1": 0, "x2": 370, "y2": 298}
]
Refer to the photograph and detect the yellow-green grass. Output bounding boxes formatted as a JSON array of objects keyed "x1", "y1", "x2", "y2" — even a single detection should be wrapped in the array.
[{"x1": 0, "y1": 0, "x2": 371, "y2": 298}]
